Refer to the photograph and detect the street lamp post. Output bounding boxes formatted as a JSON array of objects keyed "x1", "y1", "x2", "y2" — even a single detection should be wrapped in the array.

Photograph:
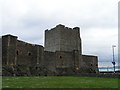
[{"x1": 112, "y1": 45, "x2": 116, "y2": 73}]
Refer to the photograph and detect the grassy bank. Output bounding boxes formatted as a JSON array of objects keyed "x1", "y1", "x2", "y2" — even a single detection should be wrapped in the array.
[{"x1": 2, "y1": 76, "x2": 119, "y2": 88}]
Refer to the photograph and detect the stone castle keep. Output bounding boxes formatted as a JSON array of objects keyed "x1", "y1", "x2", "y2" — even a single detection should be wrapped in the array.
[{"x1": 2, "y1": 24, "x2": 99, "y2": 76}]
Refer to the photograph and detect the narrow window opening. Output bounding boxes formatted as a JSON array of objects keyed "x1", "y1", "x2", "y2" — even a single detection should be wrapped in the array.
[
  {"x1": 28, "y1": 52, "x2": 32, "y2": 56},
  {"x1": 60, "y1": 56, "x2": 62, "y2": 59},
  {"x1": 16, "y1": 50, "x2": 19, "y2": 55}
]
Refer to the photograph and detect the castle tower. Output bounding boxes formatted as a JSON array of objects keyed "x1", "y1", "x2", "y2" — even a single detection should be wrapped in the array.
[
  {"x1": 44, "y1": 24, "x2": 82, "y2": 53},
  {"x1": 44, "y1": 24, "x2": 82, "y2": 71},
  {"x1": 2, "y1": 35, "x2": 17, "y2": 66}
]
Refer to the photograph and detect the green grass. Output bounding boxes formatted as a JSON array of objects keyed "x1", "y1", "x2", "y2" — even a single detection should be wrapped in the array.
[
  {"x1": 2, "y1": 76, "x2": 119, "y2": 88},
  {"x1": 0, "y1": 76, "x2": 2, "y2": 89}
]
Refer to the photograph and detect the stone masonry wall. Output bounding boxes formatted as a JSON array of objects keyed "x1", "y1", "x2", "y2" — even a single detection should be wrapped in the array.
[
  {"x1": 82, "y1": 55, "x2": 99, "y2": 73},
  {"x1": 44, "y1": 24, "x2": 82, "y2": 53},
  {"x1": 55, "y1": 51, "x2": 74, "y2": 69},
  {"x1": 55, "y1": 51, "x2": 75, "y2": 75},
  {"x1": 44, "y1": 51, "x2": 79, "y2": 75},
  {"x1": 44, "y1": 27, "x2": 61, "y2": 52},
  {"x1": 16, "y1": 40, "x2": 44, "y2": 66},
  {"x1": 44, "y1": 51, "x2": 56, "y2": 72},
  {"x1": 2, "y1": 35, "x2": 17, "y2": 66},
  {"x1": 2, "y1": 35, "x2": 45, "y2": 76},
  {"x1": 2, "y1": 36, "x2": 8, "y2": 65},
  {"x1": 60, "y1": 26, "x2": 81, "y2": 52}
]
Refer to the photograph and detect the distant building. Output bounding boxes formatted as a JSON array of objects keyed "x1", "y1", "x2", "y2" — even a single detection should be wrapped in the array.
[{"x1": 2, "y1": 24, "x2": 99, "y2": 76}]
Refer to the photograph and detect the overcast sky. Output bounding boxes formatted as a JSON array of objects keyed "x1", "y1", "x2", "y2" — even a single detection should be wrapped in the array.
[{"x1": 0, "y1": 0, "x2": 119, "y2": 67}]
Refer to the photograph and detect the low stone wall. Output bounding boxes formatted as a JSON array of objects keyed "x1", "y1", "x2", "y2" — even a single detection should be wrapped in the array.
[
  {"x1": 2, "y1": 65, "x2": 55, "y2": 76},
  {"x1": 2, "y1": 65, "x2": 120, "y2": 78}
]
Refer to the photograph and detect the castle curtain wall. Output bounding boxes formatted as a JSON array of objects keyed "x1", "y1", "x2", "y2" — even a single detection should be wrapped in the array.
[
  {"x1": 16, "y1": 40, "x2": 44, "y2": 66},
  {"x1": 2, "y1": 35, "x2": 44, "y2": 67}
]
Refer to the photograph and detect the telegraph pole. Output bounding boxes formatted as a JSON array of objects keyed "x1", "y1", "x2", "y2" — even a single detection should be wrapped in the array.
[{"x1": 112, "y1": 45, "x2": 116, "y2": 73}]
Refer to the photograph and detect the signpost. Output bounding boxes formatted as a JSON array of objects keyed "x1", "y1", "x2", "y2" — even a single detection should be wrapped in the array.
[{"x1": 112, "y1": 45, "x2": 116, "y2": 73}]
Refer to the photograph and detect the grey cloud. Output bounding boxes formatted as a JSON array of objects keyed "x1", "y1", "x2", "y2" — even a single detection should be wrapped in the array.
[{"x1": 1, "y1": 0, "x2": 119, "y2": 64}]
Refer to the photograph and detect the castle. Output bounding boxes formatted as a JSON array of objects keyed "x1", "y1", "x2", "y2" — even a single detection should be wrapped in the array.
[{"x1": 2, "y1": 24, "x2": 99, "y2": 76}]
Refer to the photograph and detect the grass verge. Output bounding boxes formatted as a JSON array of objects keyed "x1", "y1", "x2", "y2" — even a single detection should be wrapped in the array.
[{"x1": 2, "y1": 76, "x2": 119, "y2": 88}]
